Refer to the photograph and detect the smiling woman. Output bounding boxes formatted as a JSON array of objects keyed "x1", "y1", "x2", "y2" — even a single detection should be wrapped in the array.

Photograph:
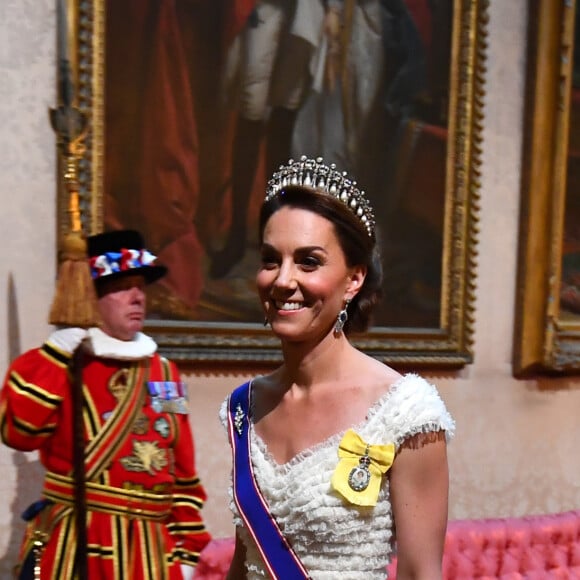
[
  {"x1": 258, "y1": 179, "x2": 379, "y2": 339},
  {"x1": 220, "y1": 156, "x2": 455, "y2": 578},
  {"x1": 258, "y1": 205, "x2": 366, "y2": 342}
]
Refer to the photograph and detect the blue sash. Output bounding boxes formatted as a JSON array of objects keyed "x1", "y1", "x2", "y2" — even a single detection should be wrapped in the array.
[{"x1": 228, "y1": 382, "x2": 310, "y2": 579}]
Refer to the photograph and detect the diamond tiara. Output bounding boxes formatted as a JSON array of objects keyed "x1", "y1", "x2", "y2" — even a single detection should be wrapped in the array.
[{"x1": 265, "y1": 156, "x2": 376, "y2": 236}]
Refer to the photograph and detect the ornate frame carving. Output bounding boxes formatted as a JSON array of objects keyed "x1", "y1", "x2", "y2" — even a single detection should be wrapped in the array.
[
  {"x1": 514, "y1": 0, "x2": 580, "y2": 375},
  {"x1": 59, "y1": 0, "x2": 488, "y2": 368}
]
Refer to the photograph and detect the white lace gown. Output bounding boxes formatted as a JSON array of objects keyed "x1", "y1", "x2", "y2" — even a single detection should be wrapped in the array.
[{"x1": 219, "y1": 373, "x2": 455, "y2": 579}]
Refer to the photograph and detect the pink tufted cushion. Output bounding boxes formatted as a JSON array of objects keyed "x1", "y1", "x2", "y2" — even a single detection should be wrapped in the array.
[
  {"x1": 441, "y1": 510, "x2": 580, "y2": 579},
  {"x1": 194, "y1": 510, "x2": 580, "y2": 579}
]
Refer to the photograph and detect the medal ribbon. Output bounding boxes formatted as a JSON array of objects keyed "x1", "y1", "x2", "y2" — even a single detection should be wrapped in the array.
[
  {"x1": 147, "y1": 380, "x2": 187, "y2": 412},
  {"x1": 228, "y1": 382, "x2": 310, "y2": 580},
  {"x1": 331, "y1": 429, "x2": 395, "y2": 507}
]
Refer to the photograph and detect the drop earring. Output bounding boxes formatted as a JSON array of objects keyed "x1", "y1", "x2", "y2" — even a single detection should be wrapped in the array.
[{"x1": 334, "y1": 298, "x2": 351, "y2": 335}]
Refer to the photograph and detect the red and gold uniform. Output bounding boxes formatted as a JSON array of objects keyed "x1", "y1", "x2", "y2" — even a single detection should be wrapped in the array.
[{"x1": 0, "y1": 328, "x2": 211, "y2": 580}]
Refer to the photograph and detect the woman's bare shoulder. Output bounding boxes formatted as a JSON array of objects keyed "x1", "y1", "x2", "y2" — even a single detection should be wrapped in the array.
[
  {"x1": 251, "y1": 369, "x2": 284, "y2": 391},
  {"x1": 249, "y1": 370, "x2": 288, "y2": 421},
  {"x1": 351, "y1": 349, "x2": 403, "y2": 392}
]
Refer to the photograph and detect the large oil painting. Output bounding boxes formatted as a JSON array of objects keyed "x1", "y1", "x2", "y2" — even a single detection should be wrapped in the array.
[{"x1": 60, "y1": 0, "x2": 487, "y2": 367}]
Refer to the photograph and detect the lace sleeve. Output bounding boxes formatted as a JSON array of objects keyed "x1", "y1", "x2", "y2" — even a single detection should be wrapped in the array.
[
  {"x1": 376, "y1": 374, "x2": 455, "y2": 449},
  {"x1": 218, "y1": 396, "x2": 229, "y2": 431},
  {"x1": 398, "y1": 429, "x2": 447, "y2": 451}
]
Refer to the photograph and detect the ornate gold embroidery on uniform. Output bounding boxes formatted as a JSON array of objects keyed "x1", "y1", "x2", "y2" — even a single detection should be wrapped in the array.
[
  {"x1": 108, "y1": 368, "x2": 130, "y2": 401},
  {"x1": 132, "y1": 413, "x2": 150, "y2": 435},
  {"x1": 122, "y1": 481, "x2": 171, "y2": 494},
  {"x1": 120, "y1": 440, "x2": 168, "y2": 475}
]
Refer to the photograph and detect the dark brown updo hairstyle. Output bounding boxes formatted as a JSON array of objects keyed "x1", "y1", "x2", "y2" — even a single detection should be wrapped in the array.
[{"x1": 259, "y1": 185, "x2": 383, "y2": 335}]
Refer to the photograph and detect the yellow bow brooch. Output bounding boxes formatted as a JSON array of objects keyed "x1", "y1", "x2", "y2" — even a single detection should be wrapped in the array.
[{"x1": 331, "y1": 429, "x2": 395, "y2": 507}]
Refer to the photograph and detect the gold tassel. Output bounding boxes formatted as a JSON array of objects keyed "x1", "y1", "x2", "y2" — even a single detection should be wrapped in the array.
[
  {"x1": 48, "y1": 130, "x2": 101, "y2": 328},
  {"x1": 48, "y1": 230, "x2": 101, "y2": 327}
]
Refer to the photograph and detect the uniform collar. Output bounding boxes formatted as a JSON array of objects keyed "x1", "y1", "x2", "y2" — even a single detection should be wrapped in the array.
[{"x1": 87, "y1": 327, "x2": 157, "y2": 360}]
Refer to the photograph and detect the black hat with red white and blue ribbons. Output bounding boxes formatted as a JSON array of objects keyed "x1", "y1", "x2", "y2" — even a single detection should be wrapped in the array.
[{"x1": 87, "y1": 229, "x2": 167, "y2": 286}]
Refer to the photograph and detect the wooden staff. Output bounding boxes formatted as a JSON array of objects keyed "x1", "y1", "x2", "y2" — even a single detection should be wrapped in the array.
[{"x1": 48, "y1": 0, "x2": 101, "y2": 577}]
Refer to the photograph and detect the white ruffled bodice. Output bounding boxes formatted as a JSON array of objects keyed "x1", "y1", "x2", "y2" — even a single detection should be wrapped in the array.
[{"x1": 219, "y1": 373, "x2": 455, "y2": 579}]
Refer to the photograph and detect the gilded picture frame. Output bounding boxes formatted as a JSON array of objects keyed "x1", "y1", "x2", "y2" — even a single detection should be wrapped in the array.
[
  {"x1": 58, "y1": 0, "x2": 487, "y2": 369},
  {"x1": 514, "y1": 0, "x2": 580, "y2": 375}
]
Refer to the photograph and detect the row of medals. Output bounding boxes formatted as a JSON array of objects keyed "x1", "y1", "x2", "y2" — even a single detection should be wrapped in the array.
[{"x1": 148, "y1": 381, "x2": 188, "y2": 414}]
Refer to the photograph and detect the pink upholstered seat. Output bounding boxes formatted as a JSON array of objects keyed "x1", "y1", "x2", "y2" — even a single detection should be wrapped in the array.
[
  {"x1": 194, "y1": 510, "x2": 580, "y2": 579},
  {"x1": 441, "y1": 511, "x2": 580, "y2": 579}
]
